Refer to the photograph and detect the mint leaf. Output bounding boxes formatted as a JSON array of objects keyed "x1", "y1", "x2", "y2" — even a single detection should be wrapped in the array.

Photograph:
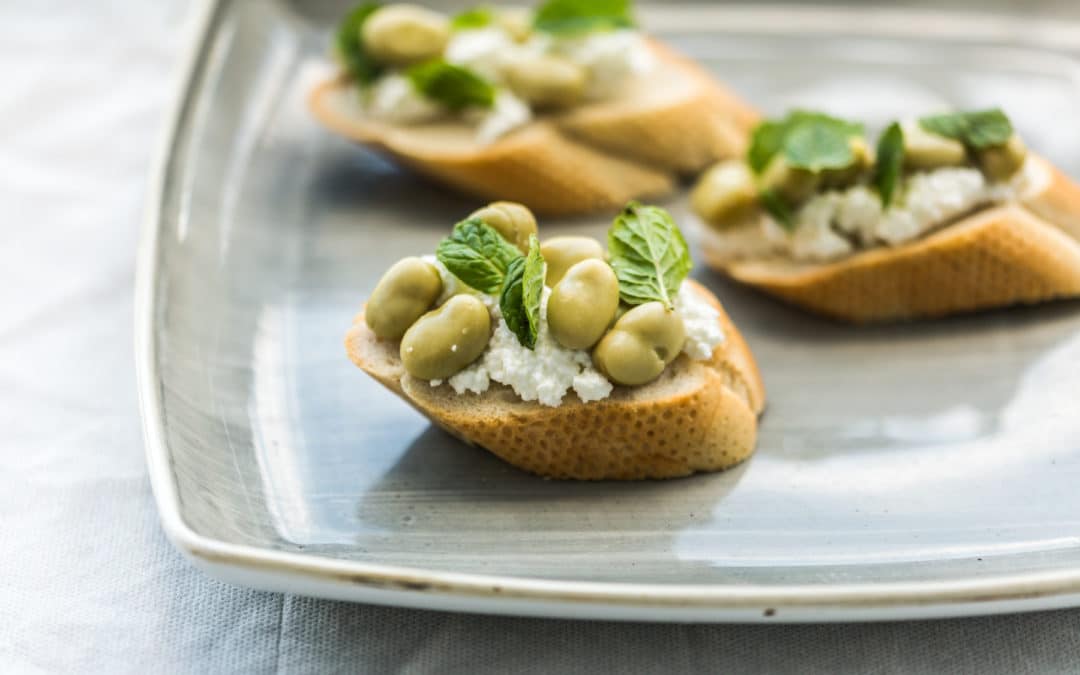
[
  {"x1": 451, "y1": 6, "x2": 494, "y2": 30},
  {"x1": 436, "y1": 218, "x2": 523, "y2": 293},
  {"x1": 523, "y1": 236, "x2": 544, "y2": 339},
  {"x1": 747, "y1": 110, "x2": 864, "y2": 174},
  {"x1": 759, "y1": 189, "x2": 795, "y2": 231},
  {"x1": 533, "y1": 0, "x2": 635, "y2": 35},
  {"x1": 784, "y1": 122, "x2": 856, "y2": 171},
  {"x1": 499, "y1": 235, "x2": 544, "y2": 349},
  {"x1": 919, "y1": 109, "x2": 1013, "y2": 149},
  {"x1": 407, "y1": 60, "x2": 495, "y2": 111},
  {"x1": 607, "y1": 202, "x2": 692, "y2": 310},
  {"x1": 335, "y1": 3, "x2": 384, "y2": 85},
  {"x1": 874, "y1": 122, "x2": 905, "y2": 208},
  {"x1": 747, "y1": 120, "x2": 787, "y2": 174}
]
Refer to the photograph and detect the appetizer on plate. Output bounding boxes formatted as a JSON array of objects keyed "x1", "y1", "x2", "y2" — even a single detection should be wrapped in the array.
[
  {"x1": 310, "y1": 1, "x2": 757, "y2": 216},
  {"x1": 691, "y1": 109, "x2": 1080, "y2": 322},
  {"x1": 346, "y1": 201, "x2": 765, "y2": 480}
]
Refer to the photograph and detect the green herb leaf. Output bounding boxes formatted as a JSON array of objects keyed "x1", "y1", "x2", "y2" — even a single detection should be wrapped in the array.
[
  {"x1": 874, "y1": 122, "x2": 905, "y2": 208},
  {"x1": 607, "y1": 202, "x2": 692, "y2": 310},
  {"x1": 747, "y1": 110, "x2": 865, "y2": 174},
  {"x1": 747, "y1": 120, "x2": 788, "y2": 174},
  {"x1": 919, "y1": 109, "x2": 1013, "y2": 149},
  {"x1": 759, "y1": 189, "x2": 795, "y2": 231},
  {"x1": 784, "y1": 122, "x2": 857, "y2": 172},
  {"x1": 533, "y1": 0, "x2": 635, "y2": 35},
  {"x1": 499, "y1": 235, "x2": 544, "y2": 349},
  {"x1": 451, "y1": 6, "x2": 494, "y2": 30},
  {"x1": 436, "y1": 218, "x2": 523, "y2": 293},
  {"x1": 406, "y1": 60, "x2": 495, "y2": 111},
  {"x1": 335, "y1": 3, "x2": 384, "y2": 85}
]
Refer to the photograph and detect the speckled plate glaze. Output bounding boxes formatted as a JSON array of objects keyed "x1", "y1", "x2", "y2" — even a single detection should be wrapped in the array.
[{"x1": 138, "y1": 0, "x2": 1080, "y2": 622}]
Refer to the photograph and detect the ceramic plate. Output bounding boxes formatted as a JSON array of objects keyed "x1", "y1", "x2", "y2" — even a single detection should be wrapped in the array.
[{"x1": 138, "y1": 0, "x2": 1080, "y2": 621}]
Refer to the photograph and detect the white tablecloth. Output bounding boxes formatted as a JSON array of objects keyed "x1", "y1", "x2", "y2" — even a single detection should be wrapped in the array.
[{"x1": 4, "y1": 2, "x2": 1080, "y2": 673}]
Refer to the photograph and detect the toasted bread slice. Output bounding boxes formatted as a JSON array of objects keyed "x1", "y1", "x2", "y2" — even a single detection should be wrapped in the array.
[
  {"x1": 345, "y1": 281, "x2": 766, "y2": 480},
  {"x1": 556, "y1": 43, "x2": 757, "y2": 175},
  {"x1": 309, "y1": 48, "x2": 757, "y2": 216},
  {"x1": 702, "y1": 157, "x2": 1080, "y2": 322}
]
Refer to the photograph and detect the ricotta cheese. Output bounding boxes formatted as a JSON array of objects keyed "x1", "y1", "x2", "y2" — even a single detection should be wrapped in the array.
[
  {"x1": 676, "y1": 285, "x2": 727, "y2": 360},
  {"x1": 470, "y1": 90, "x2": 532, "y2": 144},
  {"x1": 445, "y1": 288, "x2": 613, "y2": 406},
  {"x1": 547, "y1": 30, "x2": 655, "y2": 100},
  {"x1": 359, "y1": 25, "x2": 652, "y2": 141},
  {"x1": 704, "y1": 166, "x2": 1018, "y2": 263},
  {"x1": 444, "y1": 27, "x2": 516, "y2": 83},
  {"x1": 366, "y1": 74, "x2": 445, "y2": 124},
  {"x1": 429, "y1": 280, "x2": 725, "y2": 407}
]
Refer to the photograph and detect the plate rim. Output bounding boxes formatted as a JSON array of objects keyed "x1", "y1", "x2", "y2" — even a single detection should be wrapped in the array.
[{"x1": 136, "y1": 0, "x2": 1080, "y2": 621}]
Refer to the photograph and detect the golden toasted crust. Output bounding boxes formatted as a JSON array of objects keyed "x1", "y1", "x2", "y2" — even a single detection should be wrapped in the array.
[
  {"x1": 556, "y1": 43, "x2": 758, "y2": 175},
  {"x1": 703, "y1": 158, "x2": 1080, "y2": 322},
  {"x1": 345, "y1": 281, "x2": 765, "y2": 480},
  {"x1": 309, "y1": 48, "x2": 756, "y2": 216}
]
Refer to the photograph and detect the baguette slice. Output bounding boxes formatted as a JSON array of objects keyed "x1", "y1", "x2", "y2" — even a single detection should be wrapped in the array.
[
  {"x1": 309, "y1": 47, "x2": 757, "y2": 216},
  {"x1": 702, "y1": 157, "x2": 1080, "y2": 322},
  {"x1": 346, "y1": 281, "x2": 766, "y2": 480}
]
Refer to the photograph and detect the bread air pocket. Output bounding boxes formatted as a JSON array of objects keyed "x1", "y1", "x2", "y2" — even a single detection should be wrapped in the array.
[
  {"x1": 309, "y1": 1, "x2": 758, "y2": 216},
  {"x1": 346, "y1": 201, "x2": 765, "y2": 480},
  {"x1": 691, "y1": 108, "x2": 1080, "y2": 322}
]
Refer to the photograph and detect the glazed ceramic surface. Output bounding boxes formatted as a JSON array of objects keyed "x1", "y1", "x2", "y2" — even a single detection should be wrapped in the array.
[{"x1": 139, "y1": 0, "x2": 1080, "y2": 621}]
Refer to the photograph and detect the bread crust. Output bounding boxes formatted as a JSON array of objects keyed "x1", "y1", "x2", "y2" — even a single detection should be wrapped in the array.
[
  {"x1": 345, "y1": 281, "x2": 765, "y2": 480},
  {"x1": 703, "y1": 157, "x2": 1080, "y2": 322},
  {"x1": 309, "y1": 48, "x2": 757, "y2": 216}
]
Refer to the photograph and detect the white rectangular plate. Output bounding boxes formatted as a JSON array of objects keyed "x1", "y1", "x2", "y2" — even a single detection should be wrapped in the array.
[{"x1": 138, "y1": 0, "x2": 1080, "y2": 622}]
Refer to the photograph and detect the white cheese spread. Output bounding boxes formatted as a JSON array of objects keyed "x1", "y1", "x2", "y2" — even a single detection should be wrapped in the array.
[
  {"x1": 545, "y1": 30, "x2": 655, "y2": 100},
  {"x1": 444, "y1": 288, "x2": 613, "y2": 406},
  {"x1": 705, "y1": 166, "x2": 1019, "y2": 263},
  {"x1": 431, "y1": 282, "x2": 726, "y2": 407},
  {"x1": 470, "y1": 90, "x2": 532, "y2": 144},
  {"x1": 422, "y1": 255, "x2": 466, "y2": 305},
  {"x1": 445, "y1": 27, "x2": 516, "y2": 83},
  {"x1": 366, "y1": 73, "x2": 445, "y2": 124},
  {"x1": 362, "y1": 25, "x2": 652, "y2": 142},
  {"x1": 676, "y1": 286, "x2": 727, "y2": 360}
]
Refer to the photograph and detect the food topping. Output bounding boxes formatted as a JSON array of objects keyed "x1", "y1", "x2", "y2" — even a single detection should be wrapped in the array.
[
  {"x1": 365, "y1": 256, "x2": 443, "y2": 340},
  {"x1": 368, "y1": 202, "x2": 725, "y2": 405},
  {"x1": 690, "y1": 161, "x2": 759, "y2": 227},
  {"x1": 406, "y1": 59, "x2": 495, "y2": 111},
  {"x1": 539, "y1": 236, "x2": 605, "y2": 285},
  {"x1": 917, "y1": 109, "x2": 1014, "y2": 150},
  {"x1": 435, "y1": 218, "x2": 523, "y2": 294},
  {"x1": 336, "y1": 4, "x2": 386, "y2": 86},
  {"x1": 548, "y1": 259, "x2": 620, "y2": 350},
  {"x1": 333, "y1": 0, "x2": 654, "y2": 142},
  {"x1": 362, "y1": 4, "x2": 451, "y2": 66},
  {"x1": 504, "y1": 54, "x2": 587, "y2": 108},
  {"x1": 400, "y1": 295, "x2": 491, "y2": 380},
  {"x1": 607, "y1": 202, "x2": 693, "y2": 310},
  {"x1": 469, "y1": 201, "x2": 539, "y2": 253},
  {"x1": 900, "y1": 120, "x2": 966, "y2": 171},
  {"x1": 979, "y1": 133, "x2": 1028, "y2": 182},
  {"x1": 498, "y1": 236, "x2": 545, "y2": 349},
  {"x1": 593, "y1": 302, "x2": 685, "y2": 386},
  {"x1": 694, "y1": 108, "x2": 1030, "y2": 263},
  {"x1": 532, "y1": 0, "x2": 635, "y2": 35}
]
